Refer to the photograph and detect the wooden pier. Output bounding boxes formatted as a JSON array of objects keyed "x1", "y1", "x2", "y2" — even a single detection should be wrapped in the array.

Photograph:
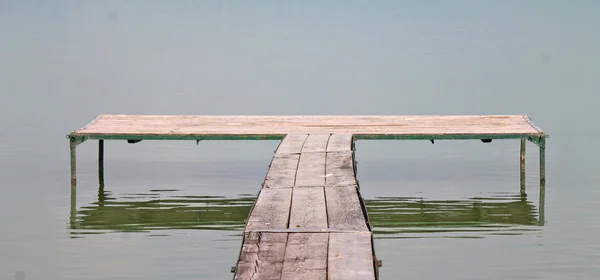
[
  {"x1": 234, "y1": 133, "x2": 376, "y2": 279},
  {"x1": 67, "y1": 114, "x2": 548, "y2": 279}
]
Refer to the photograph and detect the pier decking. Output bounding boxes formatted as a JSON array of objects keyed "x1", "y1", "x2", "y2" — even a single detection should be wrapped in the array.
[
  {"x1": 68, "y1": 114, "x2": 544, "y2": 139},
  {"x1": 234, "y1": 133, "x2": 376, "y2": 279},
  {"x1": 67, "y1": 114, "x2": 548, "y2": 279}
]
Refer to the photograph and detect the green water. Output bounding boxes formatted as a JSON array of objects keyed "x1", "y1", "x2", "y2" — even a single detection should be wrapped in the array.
[
  {"x1": 2, "y1": 1, "x2": 599, "y2": 279},
  {"x1": 69, "y1": 187, "x2": 540, "y2": 238}
]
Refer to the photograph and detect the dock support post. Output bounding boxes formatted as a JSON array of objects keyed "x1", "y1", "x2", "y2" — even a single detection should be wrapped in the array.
[
  {"x1": 539, "y1": 137, "x2": 546, "y2": 225},
  {"x1": 70, "y1": 138, "x2": 77, "y2": 188},
  {"x1": 70, "y1": 185, "x2": 77, "y2": 229},
  {"x1": 539, "y1": 138, "x2": 546, "y2": 187},
  {"x1": 539, "y1": 181, "x2": 546, "y2": 226},
  {"x1": 98, "y1": 140, "x2": 104, "y2": 187},
  {"x1": 520, "y1": 138, "x2": 526, "y2": 195}
]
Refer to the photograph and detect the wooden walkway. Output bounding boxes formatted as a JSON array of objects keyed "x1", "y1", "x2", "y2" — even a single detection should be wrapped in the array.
[
  {"x1": 66, "y1": 114, "x2": 548, "y2": 279},
  {"x1": 233, "y1": 134, "x2": 377, "y2": 279}
]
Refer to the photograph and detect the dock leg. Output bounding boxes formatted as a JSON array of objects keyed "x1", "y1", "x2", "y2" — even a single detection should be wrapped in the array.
[
  {"x1": 70, "y1": 185, "x2": 77, "y2": 230},
  {"x1": 99, "y1": 140, "x2": 104, "y2": 187},
  {"x1": 539, "y1": 179, "x2": 546, "y2": 226},
  {"x1": 520, "y1": 138, "x2": 526, "y2": 196},
  {"x1": 539, "y1": 138, "x2": 546, "y2": 187},
  {"x1": 539, "y1": 138, "x2": 546, "y2": 225},
  {"x1": 70, "y1": 138, "x2": 77, "y2": 188}
]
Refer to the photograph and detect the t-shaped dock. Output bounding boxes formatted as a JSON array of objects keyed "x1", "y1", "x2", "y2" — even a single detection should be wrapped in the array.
[{"x1": 67, "y1": 114, "x2": 548, "y2": 279}]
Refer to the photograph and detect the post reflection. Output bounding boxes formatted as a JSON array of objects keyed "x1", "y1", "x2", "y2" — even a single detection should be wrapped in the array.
[
  {"x1": 69, "y1": 185, "x2": 255, "y2": 237},
  {"x1": 69, "y1": 185, "x2": 545, "y2": 238},
  {"x1": 365, "y1": 190, "x2": 545, "y2": 239}
]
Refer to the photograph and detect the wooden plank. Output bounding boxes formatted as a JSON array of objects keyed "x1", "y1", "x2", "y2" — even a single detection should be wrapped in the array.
[
  {"x1": 246, "y1": 188, "x2": 292, "y2": 231},
  {"x1": 301, "y1": 134, "x2": 330, "y2": 153},
  {"x1": 326, "y1": 151, "x2": 356, "y2": 187},
  {"x1": 295, "y1": 152, "x2": 326, "y2": 187},
  {"x1": 289, "y1": 187, "x2": 327, "y2": 229},
  {"x1": 281, "y1": 233, "x2": 329, "y2": 280},
  {"x1": 327, "y1": 134, "x2": 353, "y2": 152},
  {"x1": 72, "y1": 115, "x2": 545, "y2": 137},
  {"x1": 328, "y1": 232, "x2": 376, "y2": 280},
  {"x1": 264, "y1": 154, "x2": 300, "y2": 188},
  {"x1": 234, "y1": 232, "x2": 288, "y2": 280},
  {"x1": 325, "y1": 185, "x2": 369, "y2": 231},
  {"x1": 276, "y1": 134, "x2": 308, "y2": 154}
]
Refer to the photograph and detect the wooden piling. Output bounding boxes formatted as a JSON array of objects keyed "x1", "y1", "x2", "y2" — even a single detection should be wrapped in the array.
[
  {"x1": 520, "y1": 138, "x2": 526, "y2": 195},
  {"x1": 70, "y1": 138, "x2": 77, "y2": 188},
  {"x1": 98, "y1": 139, "x2": 104, "y2": 187},
  {"x1": 539, "y1": 137, "x2": 546, "y2": 225},
  {"x1": 539, "y1": 138, "x2": 546, "y2": 187}
]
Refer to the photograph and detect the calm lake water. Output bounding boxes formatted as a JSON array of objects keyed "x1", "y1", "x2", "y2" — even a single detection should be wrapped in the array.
[{"x1": 1, "y1": 1, "x2": 599, "y2": 279}]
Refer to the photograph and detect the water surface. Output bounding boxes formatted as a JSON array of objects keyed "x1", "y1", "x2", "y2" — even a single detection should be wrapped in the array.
[{"x1": 1, "y1": 1, "x2": 599, "y2": 279}]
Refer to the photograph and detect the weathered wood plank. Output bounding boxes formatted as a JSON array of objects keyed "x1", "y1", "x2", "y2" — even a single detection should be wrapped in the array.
[
  {"x1": 73, "y1": 115, "x2": 545, "y2": 137},
  {"x1": 301, "y1": 134, "x2": 330, "y2": 153},
  {"x1": 234, "y1": 232, "x2": 288, "y2": 280},
  {"x1": 295, "y1": 152, "x2": 326, "y2": 187},
  {"x1": 327, "y1": 134, "x2": 353, "y2": 152},
  {"x1": 326, "y1": 151, "x2": 356, "y2": 187},
  {"x1": 246, "y1": 188, "x2": 292, "y2": 231},
  {"x1": 276, "y1": 134, "x2": 308, "y2": 154},
  {"x1": 289, "y1": 187, "x2": 327, "y2": 229},
  {"x1": 264, "y1": 154, "x2": 300, "y2": 188},
  {"x1": 328, "y1": 232, "x2": 375, "y2": 280},
  {"x1": 281, "y1": 233, "x2": 329, "y2": 280},
  {"x1": 325, "y1": 185, "x2": 369, "y2": 231}
]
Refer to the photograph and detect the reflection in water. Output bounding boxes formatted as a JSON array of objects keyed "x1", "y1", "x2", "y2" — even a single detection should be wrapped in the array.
[
  {"x1": 69, "y1": 187, "x2": 255, "y2": 237},
  {"x1": 70, "y1": 187, "x2": 544, "y2": 239},
  {"x1": 366, "y1": 192, "x2": 543, "y2": 239}
]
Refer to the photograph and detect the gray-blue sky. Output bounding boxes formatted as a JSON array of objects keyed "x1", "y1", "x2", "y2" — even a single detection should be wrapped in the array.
[{"x1": 1, "y1": 0, "x2": 598, "y2": 119}]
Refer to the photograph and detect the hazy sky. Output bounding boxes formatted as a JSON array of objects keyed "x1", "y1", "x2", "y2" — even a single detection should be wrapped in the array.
[{"x1": 0, "y1": 1, "x2": 598, "y2": 132}]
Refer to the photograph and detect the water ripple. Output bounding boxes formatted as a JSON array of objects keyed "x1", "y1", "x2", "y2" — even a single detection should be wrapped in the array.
[
  {"x1": 69, "y1": 188, "x2": 255, "y2": 237},
  {"x1": 366, "y1": 192, "x2": 543, "y2": 239},
  {"x1": 69, "y1": 188, "x2": 542, "y2": 239}
]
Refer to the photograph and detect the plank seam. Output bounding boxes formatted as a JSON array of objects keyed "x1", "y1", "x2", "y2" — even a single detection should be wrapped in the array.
[
  {"x1": 323, "y1": 135, "x2": 332, "y2": 230},
  {"x1": 275, "y1": 134, "x2": 309, "y2": 155},
  {"x1": 323, "y1": 186, "x2": 329, "y2": 230},
  {"x1": 291, "y1": 136, "x2": 309, "y2": 187},
  {"x1": 286, "y1": 191, "x2": 294, "y2": 229},
  {"x1": 260, "y1": 185, "x2": 362, "y2": 189},
  {"x1": 285, "y1": 134, "x2": 307, "y2": 229},
  {"x1": 291, "y1": 151, "x2": 334, "y2": 154},
  {"x1": 246, "y1": 229, "x2": 372, "y2": 233},
  {"x1": 299, "y1": 133, "x2": 331, "y2": 154},
  {"x1": 278, "y1": 233, "x2": 290, "y2": 280},
  {"x1": 325, "y1": 231, "x2": 330, "y2": 280}
]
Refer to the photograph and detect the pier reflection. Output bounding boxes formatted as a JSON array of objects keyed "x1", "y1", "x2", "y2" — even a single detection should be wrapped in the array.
[
  {"x1": 366, "y1": 192, "x2": 544, "y2": 239},
  {"x1": 69, "y1": 187, "x2": 544, "y2": 239},
  {"x1": 69, "y1": 186, "x2": 254, "y2": 237}
]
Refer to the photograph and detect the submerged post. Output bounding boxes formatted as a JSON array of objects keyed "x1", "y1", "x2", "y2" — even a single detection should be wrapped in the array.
[
  {"x1": 70, "y1": 137, "x2": 77, "y2": 188},
  {"x1": 99, "y1": 140, "x2": 104, "y2": 187},
  {"x1": 539, "y1": 137, "x2": 546, "y2": 225},
  {"x1": 520, "y1": 138, "x2": 526, "y2": 195},
  {"x1": 539, "y1": 180, "x2": 546, "y2": 226},
  {"x1": 539, "y1": 137, "x2": 546, "y2": 187}
]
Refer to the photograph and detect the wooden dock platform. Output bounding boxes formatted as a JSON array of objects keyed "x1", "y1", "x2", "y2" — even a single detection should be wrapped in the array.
[
  {"x1": 67, "y1": 114, "x2": 548, "y2": 279},
  {"x1": 68, "y1": 114, "x2": 544, "y2": 139}
]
